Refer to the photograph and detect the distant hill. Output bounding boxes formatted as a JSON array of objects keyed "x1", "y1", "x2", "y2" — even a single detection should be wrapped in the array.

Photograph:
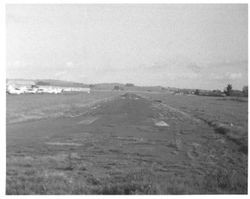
[
  {"x1": 90, "y1": 83, "x2": 169, "y2": 93},
  {"x1": 90, "y1": 83, "x2": 125, "y2": 90},
  {"x1": 35, "y1": 79, "x2": 89, "y2": 88},
  {"x1": 7, "y1": 79, "x2": 170, "y2": 92}
]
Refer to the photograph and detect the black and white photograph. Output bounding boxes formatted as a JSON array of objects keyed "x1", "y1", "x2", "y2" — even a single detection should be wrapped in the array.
[{"x1": 5, "y1": 3, "x2": 248, "y2": 195}]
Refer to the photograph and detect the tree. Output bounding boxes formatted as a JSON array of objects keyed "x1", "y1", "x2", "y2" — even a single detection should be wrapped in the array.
[
  {"x1": 242, "y1": 86, "x2": 248, "y2": 97},
  {"x1": 36, "y1": 81, "x2": 50, "y2": 86},
  {"x1": 194, "y1": 89, "x2": 200, "y2": 95},
  {"x1": 113, "y1": 85, "x2": 123, "y2": 90},
  {"x1": 225, "y1": 84, "x2": 232, "y2": 96},
  {"x1": 125, "y1": 83, "x2": 134, "y2": 87}
]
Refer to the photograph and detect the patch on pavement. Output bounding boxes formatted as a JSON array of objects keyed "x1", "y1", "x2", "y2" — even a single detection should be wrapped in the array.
[
  {"x1": 45, "y1": 142, "x2": 82, "y2": 146},
  {"x1": 78, "y1": 116, "x2": 98, "y2": 125},
  {"x1": 154, "y1": 120, "x2": 169, "y2": 127}
]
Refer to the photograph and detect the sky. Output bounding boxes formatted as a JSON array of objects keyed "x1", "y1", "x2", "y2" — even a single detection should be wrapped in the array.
[{"x1": 6, "y1": 4, "x2": 248, "y2": 90}]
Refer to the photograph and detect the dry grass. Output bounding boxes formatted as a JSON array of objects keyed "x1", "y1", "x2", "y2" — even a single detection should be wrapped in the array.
[
  {"x1": 7, "y1": 91, "x2": 121, "y2": 124},
  {"x1": 7, "y1": 151, "x2": 247, "y2": 195}
]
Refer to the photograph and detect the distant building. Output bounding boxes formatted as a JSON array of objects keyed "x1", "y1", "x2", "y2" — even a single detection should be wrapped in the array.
[
  {"x1": 62, "y1": 87, "x2": 90, "y2": 93},
  {"x1": 6, "y1": 85, "x2": 23, "y2": 94},
  {"x1": 6, "y1": 80, "x2": 36, "y2": 94},
  {"x1": 6, "y1": 79, "x2": 91, "y2": 95}
]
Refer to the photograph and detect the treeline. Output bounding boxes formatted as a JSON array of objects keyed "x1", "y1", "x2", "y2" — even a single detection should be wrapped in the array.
[{"x1": 194, "y1": 84, "x2": 248, "y2": 97}]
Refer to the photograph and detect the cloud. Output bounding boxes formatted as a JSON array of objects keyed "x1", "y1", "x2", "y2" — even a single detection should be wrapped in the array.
[
  {"x1": 186, "y1": 63, "x2": 202, "y2": 73},
  {"x1": 208, "y1": 72, "x2": 243, "y2": 81},
  {"x1": 226, "y1": 72, "x2": 242, "y2": 80},
  {"x1": 65, "y1": 61, "x2": 75, "y2": 68},
  {"x1": 204, "y1": 60, "x2": 248, "y2": 72},
  {"x1": 7, "y1": 60, "x2": 32, "y2": 69},
  {"x1": 209, "y1": 73, "x2": 224, "y2": 80},
  {"x1": 165, "y1": 72, "x2": 199, "y2": 80},
  {"x1": 54, "y1": 71, "x2": 67, "y2": 79}
]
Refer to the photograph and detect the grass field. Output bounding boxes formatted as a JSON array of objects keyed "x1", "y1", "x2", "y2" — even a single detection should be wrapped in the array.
[
  {"x1": 142, "y1": 93, "x2": 248, "y2": 154},
  {"x1": 7, "y1": 91, "x2": 122, "y2": 124},
  {"x1": 6, "y1": 91, "x2": 248, "y2": 194}
]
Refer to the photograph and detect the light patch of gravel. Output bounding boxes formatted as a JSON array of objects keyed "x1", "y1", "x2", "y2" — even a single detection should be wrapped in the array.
[
  {"x1": 154, "y1": 120, "x2": 169, "y2": 127},
  {"x1": 77, "y1": 117, "x2": 98, "y2": 125},
  {"x1": 45, "y1": 142, "x2": 82, "y2": 146}
]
